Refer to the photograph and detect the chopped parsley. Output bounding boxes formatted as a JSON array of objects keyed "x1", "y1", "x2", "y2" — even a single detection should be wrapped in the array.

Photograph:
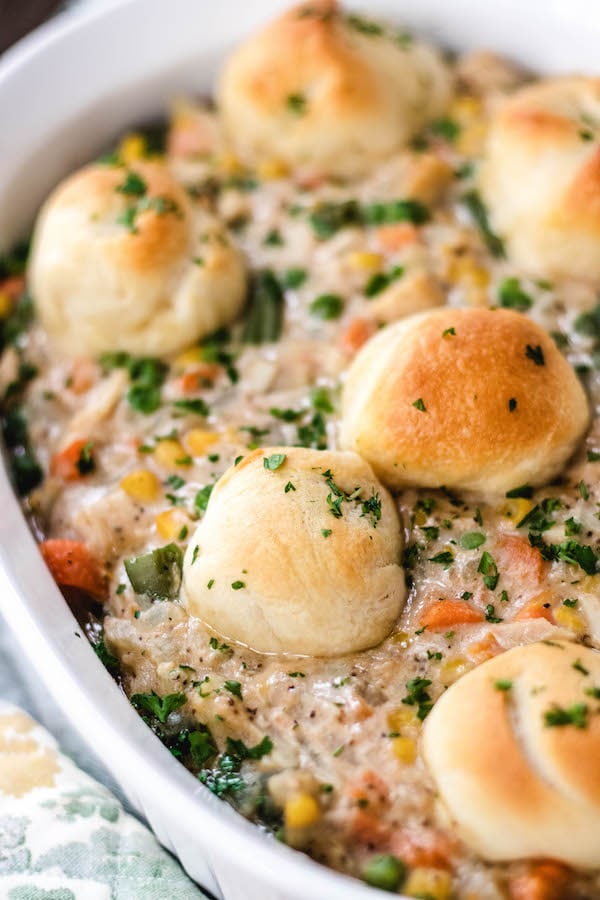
[
  {"x1": 460, "y1": 532, "x2": 485, "y2": 550},
  {"x1": 309, "y1": 293, "x2": 344, "y2": 320},
  {"x1": 263, "y1": 453, "x2": 286, "y2": 471},
  {"x1": 76, "y1": 441, "x2": 95, "y2": 475},
  {"x1": 194, "y1": 483, "x2": 214, "y2": 514},
  {"x1": 286, "y1": 92, "x2": 307, "y2": 115},
  {"x1": 495, "y1": 679, "x2": 513, "y2": 691},
  {"x1": 223, "y1": 680, "x2": 243, "y2": 700},
  {"x1": 321, "y1": 528, "x2": 332, "y2": 538},
  {"x1": 402, "y1": 677, "x2": 433, "y2": 720},
  {"x1": 506, "y1": 484, "x2": 533, "y2": 499},
  {"x1": 284, "y1": 481, "x2": 296, "y2": 493},
  {"x1": 131, "y1": 691, "x2": 186, "y2": 724},
  {"x1": 364, "y1": 265, "x2": 404, "y2": 298},
  {"x1": 209, "y1": 637, "x2": 231, "y2": 652},
  {"x1": 428, "y1": 551, "x2": 454, "y2": 569},
  {"x1": 478, "y1": 551, "x2": 499, "y2": 590},
  {"x1": 281, "y1": 268, "x2": 307, "y2": 288},
  {"x1": 544, "y1": 703, "x2": 589, "y2": 729},
  {"x1": 263, "y1": 228, "x2": 284, "y2": 247},
  {"x1": 485, "y1": 603, "x2": 503, "y2": 623},
  {"x1": 509, "y1": 397, "x2": 517, "y2": 412},
  {"x1": 412, "y1": 398, "x2": 426, "y2": 412},
  {"x1": 173, "y1": 398, "x2": 210, "y2": 417},
  {"x1": 116, "y1": 170, "x2": 147, "y2": 197},
  {"x1": 498, "y1": 277, "x2": 533, "y2": 311},
  {"x1": 461, "y1": 189, "x2": 505, "y2": 258},
  {"x1": 231, "y1": 581, "x2": 245, "y2": 590},
  {"x1": 430, "y1": 117, "x2": 460, "y2": 142}
]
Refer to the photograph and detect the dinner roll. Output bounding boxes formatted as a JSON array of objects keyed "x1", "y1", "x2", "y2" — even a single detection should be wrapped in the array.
[
  {"x1": 217, "y1": 0, "x2": 451, "y2": 179},
  {"x1": 181, "y1": 447, "x2": 405, "y2": 656},
  {"x1": 480, "y1": 77, "x2": 600, "y2": 282},
  {"x1": 28, "y1": 161, "x2": 247, "y2": 358},
  {"x1": 340, "y1": 307, "x2": 589, "y2": 495},
  {"x1": 423, "y1": 640, "x2": 600, "y2": 867}
]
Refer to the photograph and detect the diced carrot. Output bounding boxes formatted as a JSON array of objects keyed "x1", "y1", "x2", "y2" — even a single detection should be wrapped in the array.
[
  {"x1": 0, "y1": 275, "x2": 26, "y2": 299},
  {"x1": 496, "y1": 534, "x2": 545, "y2": 586},
  {"x1": 179, "y1": 364, "x2": 222, "y2": 393},
  {"x1": 376, "y1": 223, "x2": 419, "y2": 252},
  {"x1": 339, "y1": 317, "x2": 377, "y2": 356},
  {"x1": 168, "y1": 123, "x2": 212, "y2": 158},
  {"x1": 390, "y1": 826, "x2": 455, "y2": 870},
  {"x1": 69, "y1": 358, "x2": 99, "y2": 395},
  {"x1": 348, "y1": 808, "x2": 391, "y2": 847},
  {"x1": 466, "y1": 631, "x2": 503, "y2": 662},
  {"x1": 508, "y1": 861, "x2": 571, "y2": 900},
  {"x1": 419, "y1": 600, "x2": 485, "y2": 630},
  {"x1": 50, "y1": 439, "x2": 94, "y2": 482},
  {"x1": 346, "y1": 770, "x2": 389, "y2": 811},
  {"x1": 513, "y1": 592, "x2": 555, "y2": 624},
  {"x1": 39, "y1": 539, "x2": 106, "y2": 598}
]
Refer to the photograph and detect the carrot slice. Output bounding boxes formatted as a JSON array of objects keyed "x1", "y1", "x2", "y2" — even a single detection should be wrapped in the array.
[
  {"x1": 419, "y1": 600, "x2": 485, "y2": 630},
  {"x1": 390, "y1": 826, "x2": 455, "y2": 870},
  {"x1": 513, "y1": 592, "x2": 555, "y2": 624},
  {"x1": 39, "y1": 539, "x2": 106, "y2": 598},
  {"x1": 346, "y1": 770, "x2": 389, "y2": 810},
  {"x1": 348, "y1": 808, "x2": 391, "y2": 847},
  {"x1": 496, "y1": 534, "x2": 545, "y2": 585},
  {"x1": 508, "y1": 861, "x2": 570, "y2": 900},
  {"x1": 376, "y1": 223, "x2": 419, "y2": 252},
  {"x1": 339, "y1": 317, "x2": 377, "y2": 356},
  {"x1": 50, "y1": 439, "x2": 95, "y2": 482},
  {"x1": 179, "y1": 364, "x2": 222, "y2": 393},
  {"x1": 69, "y1": 358, "x2": 99, "y2": 395}
]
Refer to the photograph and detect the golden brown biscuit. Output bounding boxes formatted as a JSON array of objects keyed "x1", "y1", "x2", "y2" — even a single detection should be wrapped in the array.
[
  {"x1": 28, "y1": 161, "x2": 247, "y2": 357},
  {"x1": 423, "y1": 640, "x2": 600, "y2": 867},
  {"x1": 339, "y1": 307, "x2": 589, "y2": 495},
  {"x1": 217, "y1": 0, "x2": 451, "y2": 178},
  {"x1": 181, "y1": 447, "x2": 405, "y2": 656},
  {"x1": 480, "y1": 77, "x2": 600, "y2": 281}
]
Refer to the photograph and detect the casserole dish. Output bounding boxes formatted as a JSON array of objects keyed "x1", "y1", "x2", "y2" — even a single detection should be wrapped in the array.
[{"x1": 1, "y1": 1, "x2": 600, "y2": 898}]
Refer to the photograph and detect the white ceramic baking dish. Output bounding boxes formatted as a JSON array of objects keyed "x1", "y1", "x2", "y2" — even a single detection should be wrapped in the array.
[{"x1": 1, "y1": 1, "x2": 600, "y2": 897}]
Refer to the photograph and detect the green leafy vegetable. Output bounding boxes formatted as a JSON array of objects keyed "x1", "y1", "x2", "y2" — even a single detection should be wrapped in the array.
[{"x1": 263, "y1": 453, "x2": 287, "y2": 470}]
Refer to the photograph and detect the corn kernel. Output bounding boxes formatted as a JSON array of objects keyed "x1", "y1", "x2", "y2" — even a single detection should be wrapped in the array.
[
  {"x1": 217, "y1": 152, "x2": 244, "y2": 176},
  {"x1": 120, "y1": 469, "x2": 160, "y2": 503},
  {"x1": 579, "y1": 575, "x2": 600, "y2": 593},
  {"x1": 119, "y1": 133, "x2": 146, "y2": 163},
  {"x1": 284, "y1": 793, "x2": 321, "y2": 829},
  {"x1": 174, "y1": 347, "x2": 202, "y2": 371},
  {"x1": 346, "y1": 251, "x2": 383, "y2": 272},
  {"x1": 387, "y1": 706, "x2": 416, "y2": 731},
  {"x1": 554, "y1": 605, "x2": 586, "y2": 634},
  {"x1": 153, "y1": 439, "x2": 190, "y2": 469},
  {"x1": 457, "y1": 122, "x2": 488, "y2": 156},
  {"x1": 403, "y1": 867, "x2": 452, "y2": 900},
  {"x1": 257, "y1": 158, "x2": 289, "y2": 180},
  {"x1": 449, "y1": 95, "x2": 483, "y2": 124},
  {"x1": 392, "y1": 736, "x2": 417, "y2": 764},
  {"x1": 185, "y1": 429, "x2": 220, "y2": 456},
  {"x1": 155, "y1": 509, "x2": 187, "y2": 540},
  {"x1": 0, "y1": 292, "x2": 12, "y2": 319},
  {"x1": 500, "y1": 498, "x2": 534, "y2": 522},
  {"x1": 440, "y1": 656, "x2": 471, "y2": 686}
]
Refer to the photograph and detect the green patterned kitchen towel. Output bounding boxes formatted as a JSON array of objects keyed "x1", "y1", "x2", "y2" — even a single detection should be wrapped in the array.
[{"x1": 0, "y1": 701, "x2": 207, "y2": 899}]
